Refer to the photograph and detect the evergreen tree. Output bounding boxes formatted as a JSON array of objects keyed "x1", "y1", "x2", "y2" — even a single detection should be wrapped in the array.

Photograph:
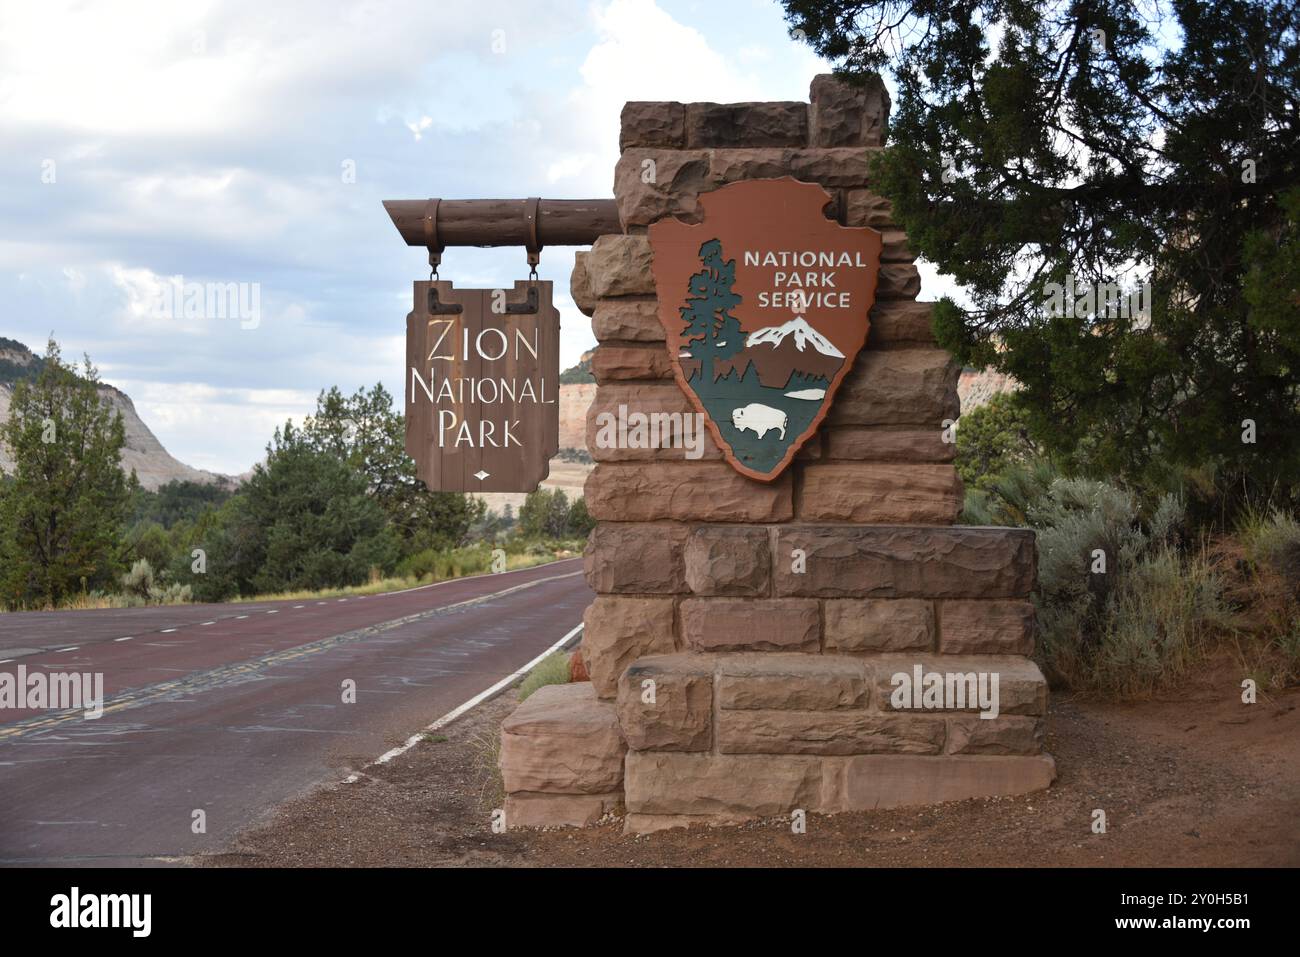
[
  {"x1": 0, "y1": 339, "x2": 133, "y2": 608},
  {"x1": 194, "y1": 421, "x2": 398, "y2": 599},
  {"x1": 955, "y1": 392, "x2": 1040, "y2": 490},
  {"x1": 785, "y1": 0, "x2": 1300, "y2": 505},
  {"x1": 680, "y1": 239, "x2": 745, "y2": 381},
  {"x1": 302, "y1": 383, "x2": 483, "y2": 552}
]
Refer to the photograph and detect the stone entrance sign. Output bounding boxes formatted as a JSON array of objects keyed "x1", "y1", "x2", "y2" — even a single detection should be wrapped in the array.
[
  {"x1": 498, "y1": 74, "x2": 1054, "y2": 832},
  {"x1": 405, "y1": 279, "x2": 559, "y2": 492},
  {"x1": 649, "y1": 178, "x2": 881, "y2": 481}
]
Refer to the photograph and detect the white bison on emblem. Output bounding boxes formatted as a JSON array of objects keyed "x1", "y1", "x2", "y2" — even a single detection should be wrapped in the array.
[{"x1": 731, "y1": 403, "x2": 787, "y2": 441}]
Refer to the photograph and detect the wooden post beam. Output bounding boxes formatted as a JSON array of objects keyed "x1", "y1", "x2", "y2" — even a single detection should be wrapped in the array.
[{"x1": 382, "y1": 198, "x2": 620, "y2": 249}]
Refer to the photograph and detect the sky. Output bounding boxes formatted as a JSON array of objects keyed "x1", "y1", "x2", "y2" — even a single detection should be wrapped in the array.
[{"x1": 0, "y1": 0, "x2": 938, "y2": 476}]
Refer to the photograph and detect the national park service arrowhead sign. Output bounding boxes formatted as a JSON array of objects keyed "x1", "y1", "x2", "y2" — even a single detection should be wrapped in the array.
[{"x1": 649, "y1": 177, "x2": 882, "y2": 482}]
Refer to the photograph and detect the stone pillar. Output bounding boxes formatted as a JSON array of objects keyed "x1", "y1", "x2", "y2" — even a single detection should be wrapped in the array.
[{"x1": 501, "y1": 74, "x2": 1054, "y2": 833}]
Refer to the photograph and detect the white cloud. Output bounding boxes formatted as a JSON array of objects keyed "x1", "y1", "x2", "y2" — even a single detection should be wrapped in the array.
[{"x1": 0, "y1": 0, "x2": 835, "y2": 475}]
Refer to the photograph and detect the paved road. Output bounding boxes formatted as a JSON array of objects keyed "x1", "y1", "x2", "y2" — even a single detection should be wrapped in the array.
[{"x1": 0, "y1": 559, "x2": 591, "y2": 865}]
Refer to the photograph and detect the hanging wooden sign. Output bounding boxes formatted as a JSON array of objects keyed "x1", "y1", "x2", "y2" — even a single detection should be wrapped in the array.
[
  {"x1": 649, "y1": 177, "x2": 882, "y2": 482},
  {"x1": 405, "y1": 279, "x2": 559, "y2": 492}
]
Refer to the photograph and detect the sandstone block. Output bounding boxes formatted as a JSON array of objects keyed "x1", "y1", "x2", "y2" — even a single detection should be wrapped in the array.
[
  {"x1": 823, "y1": 598, "x2": 934, "y2": 652},
  {"x1": 620, "y1": 101, "x2": 686, "y2": 150},
  {"x1": 587, "y1": 383, "x2": 719, "y2": 462},
  {"x1": 719, "y1": 709, "x2": 945, "y2": 756},
  {"x1": 787, "y1": 147, "x2": 880, "y2": 187},
  {"x1": 499, "y1": 683, "x2": 626, "y2": 794},
  {"x1": 842, "y1": 188, "x2": 895, "y2": 228},
  {"x1": 809, "y1": 73, "x2": 890, "y2": 147},
  {"x1": 684, "y1": 525, "x2": 771, "y2": 596},
  {"x1": 684, "y1": 102, "x2": 808, "y2": 148},
  {"x1": 876, "y1": 263, "x2": 921, "y2": 299},
  {"x1": 880, "y1": 230, "x2": 915, "y2": 263},
  {"x1": 591, "y1": 343, "x2": 672, "y2": 383},
  {"x1": 571, "y1": 251, "x2": 597, "y2": 317},
  {"x1": 586, "y1": 235, "x2": 656, "y2": 298},
  {"x1": 614, "y1": 149, "x2": 712, "y2": 227},
  {"x1": 623, "y1": 752, "x2": 1056, "y2": 824},
  {"x1": 615, "y1": 148, "x2": 877, "y2": 227},
  {"x1": 870, "y1": 654, "x2": 1048, "y2": 716},
  {"x1": 829, "y1": 349, "x2": 961, "y2": 427},
  {"x1": 624, "y1": 752, "x2": 824, "y2": 818},
  {"x1": 774, "y1": 525, "x2": 1038, "y2": 599},
  {"x1": 867, "y1": 300, "x2": 936, "y2": 347},
  {"x1": 796, "y1": 463, "x2": 963, "y2": 523},
  {"x1": 716, "y1": 653, "x2": 868, "y2": 710},
  {"x1": 505, "y1": 791, "x2": 621, "y2": 828},
  {"x1": 585, "y1": 463, "x2": 793, "y2": 523},
  {"x1": 823, "y1": 428, "x2": 955, "y2": 463},
  {"x1": 828, "y1": 754, "x2": 1056, "y2": 811},
  {"x1": 584, "y1": 522, "x2": 690, "y2": 594},
  {"x1": 681, "y1": 598, "x2": 819, "y2": 652},
  {"x1": 617, "y1": 655, "x2": 713, "y2": 751},
  {"x1": 706, "y1": 147, "x2": 798, "y2": 185},
  {"x1": 569, "y1": 649, "x2": 589, "y2": 683},
  {"x1": 946, "y1": 715, "x2": 1044, "y2": 755},
  {"x1": 940, "y1": 600, "x2": 1036, "y2": 655},
  {"x1": 581, "y1": 596, "x2": 677, "y2": 698},
  {"x1": 591, "y1": 297, "x2": 664, "y2": 342}
]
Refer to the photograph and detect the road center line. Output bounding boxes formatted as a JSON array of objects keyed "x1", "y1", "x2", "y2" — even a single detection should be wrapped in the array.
[
  {"x1": 343, "y1": 621, "x2": 584, "y2": 784},
  {"x1": 0, "y1": 570, "x2": 585, "y2": 742}
]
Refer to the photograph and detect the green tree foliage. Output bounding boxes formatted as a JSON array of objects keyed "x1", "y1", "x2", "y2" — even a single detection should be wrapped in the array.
[
  {"x1": 192, "y1": 421, "x2": 398, "y2": 599},
  {"x1": 131, "y1": 479, "x2": 232, "y2": 530},
  {"x1": 785, "y1": 0, "x2": 1300, "y2": 504},
  {"x1": 680, "y1": 239, "x2": 745, "y2": 379},
  {"x1": 566, "y1": 495, "x2": 596, "y2": 537},
  {"x1": 955, "y1": 392, "x2": 1039, "y2": 489},
  {"x1": 559, "y1": 355, "x2": 595, "y2": 384},
  {"x1": 517, "y1": 488, "x2": 592, "y2": 539},
  {"x1": 301, "y1": 384, "x2": 483, "y2": 553},
  {"x1": 0, "y1": 339, "x2": 134, "y2": 608}
]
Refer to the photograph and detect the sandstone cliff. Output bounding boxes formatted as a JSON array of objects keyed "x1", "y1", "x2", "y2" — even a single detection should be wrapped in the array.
[{"x1": 0, "y1": 338, "x2": 232, "y2": 491}]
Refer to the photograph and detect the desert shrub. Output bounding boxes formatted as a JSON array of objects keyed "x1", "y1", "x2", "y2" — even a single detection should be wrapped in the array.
[
  {"x1": 152, "y1": 582, "x2": 193, "y2": 604},
  {"x1": 517, "y1": 651, "x2": 572, "y2": 702},
  {"x1": 121, "y1": 559, "x2": 156, "y2": 599},
  {"x1": 969, "y1": 462, "x2": 1233, "y2": 695},
  {"x1": 396, "y1": 544, "x2": 496, "y2": 581},
  {"x1": 1218, "y1": 510, "x2": 1300, "y2": 689},
  {"x1": 118, "y1": 559, "x2": 194, "y2": 605}
]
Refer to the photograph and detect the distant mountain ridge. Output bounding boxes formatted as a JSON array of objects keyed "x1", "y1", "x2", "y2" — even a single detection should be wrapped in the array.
[{"x1": 0, "y1": 336, "x2": 234, "y2": 491}]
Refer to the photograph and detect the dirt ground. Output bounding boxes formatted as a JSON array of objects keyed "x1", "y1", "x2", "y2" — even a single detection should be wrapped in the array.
[{"x1": 203, "y1": 666, "x2": 1299, "y2": 868}]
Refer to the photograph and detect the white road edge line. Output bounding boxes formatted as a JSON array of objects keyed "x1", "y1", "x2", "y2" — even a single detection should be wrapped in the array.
[{"x1": 343, "y1": 621, "x2": 584, "y2": 784}]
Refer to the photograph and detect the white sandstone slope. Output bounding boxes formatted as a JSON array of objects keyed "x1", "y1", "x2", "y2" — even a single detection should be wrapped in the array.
[{"x1": 0, "y1": 338, "x2": 232, "y2": 491}]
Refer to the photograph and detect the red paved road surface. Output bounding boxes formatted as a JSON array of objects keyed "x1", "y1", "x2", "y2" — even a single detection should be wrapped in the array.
[{"x1": 0, "y1": 559, "x2": 590, "y2": 865}]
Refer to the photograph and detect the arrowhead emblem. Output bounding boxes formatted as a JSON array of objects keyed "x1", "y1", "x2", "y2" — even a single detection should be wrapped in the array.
[{"x1": 649, "y1": 178, "x2": 882, "y2": 481}]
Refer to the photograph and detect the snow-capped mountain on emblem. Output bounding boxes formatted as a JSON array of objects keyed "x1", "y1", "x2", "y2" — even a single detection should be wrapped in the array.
[
  {"x1": 746, "y1": 316, "x2": 845, "y2": 357},
  {"x1": 649, "y1": 178, "x2": 883, "y2": 482}
]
